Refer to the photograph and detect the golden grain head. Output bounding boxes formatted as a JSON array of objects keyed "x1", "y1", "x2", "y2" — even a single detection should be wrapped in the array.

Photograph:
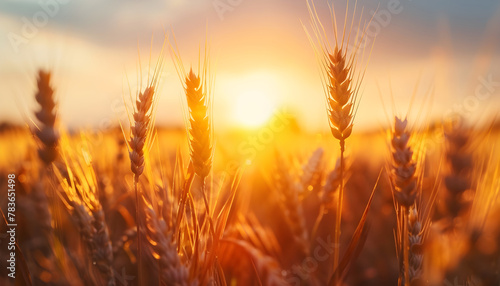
[{"x1": 185, "y1": 68, "x2": 213, "y2": 178}]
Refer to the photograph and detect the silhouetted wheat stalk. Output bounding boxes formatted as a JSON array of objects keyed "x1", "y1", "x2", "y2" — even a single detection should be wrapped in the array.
[
  {"x1": 390, "y1": 116, "x2": 419, "y2": 285},
  {"x1": 30, "y1": 69, "x2": 68, "y2": 284},
  {"x1": 32, "y1": 69, "x2": 58, "y2": 238},
  {"x1": 443, "y1": 125, "x2": 473, "y2": 228}
]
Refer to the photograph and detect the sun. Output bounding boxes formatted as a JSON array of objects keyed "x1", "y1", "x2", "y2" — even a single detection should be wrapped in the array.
[{"x1": 233, "y1": 89, "x2": 276, "y2": 128}]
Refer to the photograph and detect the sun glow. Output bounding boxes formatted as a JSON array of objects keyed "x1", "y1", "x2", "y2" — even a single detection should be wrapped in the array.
[{"x1": 233, "y1": 89, "x2": 277, "y2": 128}]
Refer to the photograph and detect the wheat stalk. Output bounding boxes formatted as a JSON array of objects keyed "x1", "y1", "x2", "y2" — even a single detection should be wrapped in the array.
[
  {"x1": 274, "y1": 151, "x2": 310, "y2": 259},
  {"x1": 31, "y1": 69, "x2": 69, "y2": 284},
  {"x1": 168, "y1": 41, "x2": 218, "y2": 268},
  {"x1": 128, "y1": 86, "x2": 156, "y2": 283},
  {"x1": 305, "y1": 0, "x2": 370, "y2": 271},
  {"x1": 326, "y1": 43, "x2": 354, "y2": 272},
  {"x1": 172, "y1": 46, "x2": 216, "y2": 261},
  {"x1": 32, "y1": 68, "x2": 57, "y2": 241},
  {"x1": 390, "y1": 116, "x2": 419, "y2": 286}
]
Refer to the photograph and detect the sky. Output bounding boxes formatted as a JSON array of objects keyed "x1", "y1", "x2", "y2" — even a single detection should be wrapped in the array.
[{"x1": 1, "y1": 0, "x2": 500, "y2": 132}]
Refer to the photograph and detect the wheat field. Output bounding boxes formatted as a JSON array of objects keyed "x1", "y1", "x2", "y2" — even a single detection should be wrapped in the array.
[{"x1": 1, "y1": 1, "x2": 500, "y2": 286}]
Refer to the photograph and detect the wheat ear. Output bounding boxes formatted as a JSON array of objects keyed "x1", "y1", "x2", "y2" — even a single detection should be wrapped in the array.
[
  {"x1": 143, "y1": 203, "x2": 194, "y2": 286},
  {"x1": 407, "y1": 207, "x2": 424, "y2": 285},
  {"x1": 129, "y1": 87, "x2": 155, "y2": 180},
  {"x1": 34, "y1": 70, "x2": 59, "y2": 165},
  {"x1": 70, "y1": 204, "x2": 115, "y2": 286},
  {"x1": 443, "y1": 127, "x2": 473, "y2": 225},
  {"x1": 391, "y1": 117, "x2": 418, "y2": 208},
  {"x1": 185, "y1": 68, "x2": 213, "y2": 179}
]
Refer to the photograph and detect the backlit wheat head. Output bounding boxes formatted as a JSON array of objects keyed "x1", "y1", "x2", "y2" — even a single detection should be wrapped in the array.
[
  {"x1": 304, "y1": 0, "x2": 369, "y2": 143},
  {"x1": 171, "y1": 42, "x2": 214, "y2": 179},
  {"x1": 185, "y1": 68, "x2": 213, "y2": 178}
]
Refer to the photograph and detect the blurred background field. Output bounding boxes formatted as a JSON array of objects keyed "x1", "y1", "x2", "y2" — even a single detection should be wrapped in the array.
[{"x1": 1, "y1": 0, "x2": 500, "y2": 285}]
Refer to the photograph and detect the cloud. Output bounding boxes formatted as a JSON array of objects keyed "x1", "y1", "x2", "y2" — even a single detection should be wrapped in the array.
[{"x1": 0, "y1": 0, "x2": 211, "y2": 49}]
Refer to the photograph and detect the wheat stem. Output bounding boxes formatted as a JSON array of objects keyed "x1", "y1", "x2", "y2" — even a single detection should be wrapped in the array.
[
  {"x1": 403, "y1": 207, "x2": 410, "y2": 286},
  {"x1": 334, "y1": 139, "x2": 345, "y2": 271}
]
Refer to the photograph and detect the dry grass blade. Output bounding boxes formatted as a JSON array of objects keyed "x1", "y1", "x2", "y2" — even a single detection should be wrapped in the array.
[
  {"x1": 329, "y1": 169, "x2": 381, "y2": 286},
  {"x1": 215, "y1": 167, "x2": 242, "y2": 239}
]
